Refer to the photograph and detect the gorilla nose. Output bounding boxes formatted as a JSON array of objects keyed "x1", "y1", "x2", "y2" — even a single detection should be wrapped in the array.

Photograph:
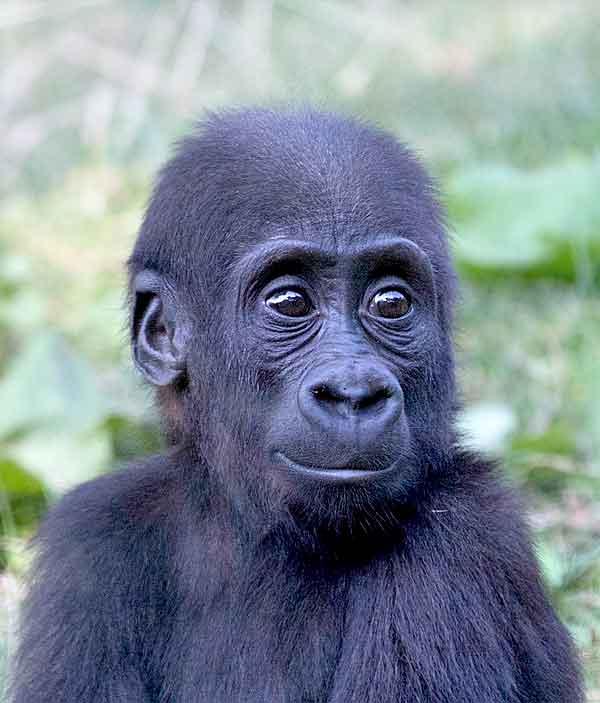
[{"x1": 299, "y1": 364, "x2": 402, "y2": 432}]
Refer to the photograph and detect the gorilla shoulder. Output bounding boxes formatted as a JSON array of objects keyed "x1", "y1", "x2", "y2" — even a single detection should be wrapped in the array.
[{"x1": 34, "y1": 452, "x2": 186, "y2": 574}]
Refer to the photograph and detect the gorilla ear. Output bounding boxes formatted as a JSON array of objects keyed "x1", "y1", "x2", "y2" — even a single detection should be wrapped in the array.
[{"x1": 131, "y1": 271, "x2": 189, "y2": 387}]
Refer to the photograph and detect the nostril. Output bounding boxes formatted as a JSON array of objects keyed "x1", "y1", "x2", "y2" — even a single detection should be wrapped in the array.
[
  {"x1": 354, "y1": 386, "x2": 392, "y2": 412},
  {"x1": 311, "y1": 382, "x2": 393, "y2": 415},
  {"x1": 311, "y1": 384, "x2": 342, "y2": 407},
  {"x1": 312, "y1": 385, "x2": 327, "y2": 400}
]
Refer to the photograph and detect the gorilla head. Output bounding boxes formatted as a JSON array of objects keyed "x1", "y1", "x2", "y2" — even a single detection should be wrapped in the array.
[{"x1": 128, "y1": 108, "x2": 457, "y2": 532}]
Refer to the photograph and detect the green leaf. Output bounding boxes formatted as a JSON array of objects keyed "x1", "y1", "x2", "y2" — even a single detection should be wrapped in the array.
[
  {"x1": 0, "y1": 330, "x2": 109, "y2": 439},
  {"x1": 0, "y1": 457, "x2": 44, "y2": 496},
  {"x1": 511, "y1": 425, "x2": 576, "y2": 455},
  {"x1": 6, "y1": 427, "x2": 112, "y2": 494},
  {"x1": 447, "y1": 158, "x2": 600, "y2": 280}
]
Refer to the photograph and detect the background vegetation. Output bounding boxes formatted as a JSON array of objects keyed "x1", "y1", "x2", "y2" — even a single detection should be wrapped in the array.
[{"x1": 1, "y1": 0, "x2": 599, "y2": 699}]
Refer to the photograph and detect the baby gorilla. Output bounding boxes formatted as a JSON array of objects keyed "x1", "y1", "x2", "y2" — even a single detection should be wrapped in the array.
[{"x1": 12, "y1": 108, "x2": 582, "y2": 703}]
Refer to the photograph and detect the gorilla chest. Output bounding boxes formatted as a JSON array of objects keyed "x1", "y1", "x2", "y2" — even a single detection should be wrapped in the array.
[
  {"x1": 166, "y1": 573, "x2": 346, "y2": 703},
  {"x1": 161, "y1": 546, "x2": 519, "y2": 703}
]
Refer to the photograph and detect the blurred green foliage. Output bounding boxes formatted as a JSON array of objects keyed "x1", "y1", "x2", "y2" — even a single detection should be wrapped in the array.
[{"x1": 1, "y1": 0, "x2": 599, "y2": 697}]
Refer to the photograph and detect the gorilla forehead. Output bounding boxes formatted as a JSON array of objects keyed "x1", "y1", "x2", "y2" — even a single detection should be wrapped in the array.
[{"x1": 131, "y1": 107, "x2": 449, "y2": 286}]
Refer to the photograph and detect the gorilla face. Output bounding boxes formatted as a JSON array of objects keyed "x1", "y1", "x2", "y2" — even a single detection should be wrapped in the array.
[
  {"x1": 129, "y1": 108, "x2": 457, "y2": 527},
  {"x1": 234, "y1": 233, "x2": 439, "y2": 489}
]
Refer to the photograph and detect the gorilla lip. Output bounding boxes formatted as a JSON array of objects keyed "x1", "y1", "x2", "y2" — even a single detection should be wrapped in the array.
[{"x1": 274, "y1": 451, "x2": 399, "y2": 483}]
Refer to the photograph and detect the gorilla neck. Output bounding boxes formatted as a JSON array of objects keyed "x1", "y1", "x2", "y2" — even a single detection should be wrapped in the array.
[{"x1": 167, "y1": 453, "x2": 515, "y2": 703}]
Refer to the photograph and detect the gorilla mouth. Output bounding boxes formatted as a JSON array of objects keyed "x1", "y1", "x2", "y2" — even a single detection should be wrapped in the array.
[{"x1": 274, "y1": 451, "x2": 399, "y2": 483}]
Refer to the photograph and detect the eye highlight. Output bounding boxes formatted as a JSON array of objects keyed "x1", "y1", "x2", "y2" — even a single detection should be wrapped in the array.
[
  {"x1": 265, "y1": 289, "x2": 313, "y2": 318},
  {"x1": 367, "y1": 288, "x2": 412, "y2": 319}
]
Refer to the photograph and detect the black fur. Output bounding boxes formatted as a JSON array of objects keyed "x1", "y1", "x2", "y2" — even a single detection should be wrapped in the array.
[{"x1": 12, "y1": 108, "x2": 583, "y2": 702}]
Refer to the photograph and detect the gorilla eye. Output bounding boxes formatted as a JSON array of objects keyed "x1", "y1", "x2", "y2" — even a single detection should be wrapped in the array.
[
  {"x1": 368, "y1": 289, "x2": 412, "y2": 319},
  {"x1": 265, "y1": 289, "x2": 313, "y2": 317}
]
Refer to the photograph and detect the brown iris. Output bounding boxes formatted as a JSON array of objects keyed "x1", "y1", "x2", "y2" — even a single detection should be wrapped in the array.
[
  {"x1": 368, "y1": 289, "x2": 411, "y2": 319},
  {"x1": 266, "y1": 289, "x2": 312, "y2": 317}
]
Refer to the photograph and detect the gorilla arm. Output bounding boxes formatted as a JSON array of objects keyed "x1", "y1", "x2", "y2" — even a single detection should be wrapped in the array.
[{"x1": 11, "y1": 470, "x2": 166, "y2": 703}]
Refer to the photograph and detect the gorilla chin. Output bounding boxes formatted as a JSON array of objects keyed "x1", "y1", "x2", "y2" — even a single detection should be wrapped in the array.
[{"x1": 268, "y1": 442, "x2": 424, "y2": 543}]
